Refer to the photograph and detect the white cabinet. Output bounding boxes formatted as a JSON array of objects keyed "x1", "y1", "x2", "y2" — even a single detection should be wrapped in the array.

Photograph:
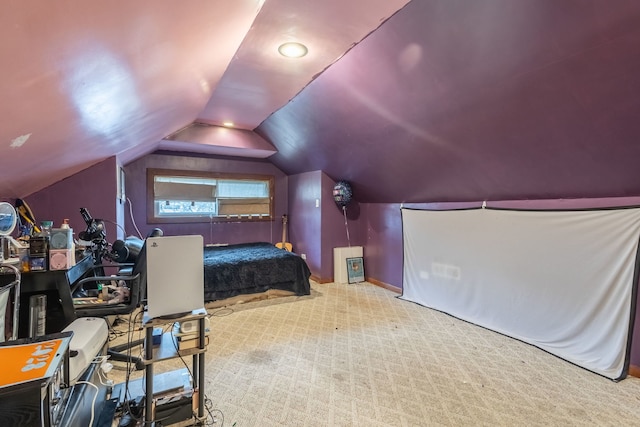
[{"x1": 333, "y1": 246, "x2": 363, "y2": 284}]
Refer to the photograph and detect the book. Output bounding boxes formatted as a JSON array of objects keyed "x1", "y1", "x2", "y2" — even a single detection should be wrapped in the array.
[{"x1": 176, "y1": 336, "x2": 209, "y2": 351}]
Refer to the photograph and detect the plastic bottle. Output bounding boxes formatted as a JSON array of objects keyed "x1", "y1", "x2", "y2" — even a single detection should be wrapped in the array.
[
  {"x1": 60, "y1": 219, "x2": 77, "y2": 266},
  {"x1": 40, "y1": 220, "x2": 53, "y2": 236},
  {"x1": 20, "y1": 247, "x2": 30, "y2": 272},
  {"x1": 29, "y1": 294, "x2": 47, "y2": 337}
]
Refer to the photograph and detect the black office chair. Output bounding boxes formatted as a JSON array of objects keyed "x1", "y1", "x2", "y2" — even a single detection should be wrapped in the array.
[
  {"x1": 73, "y1": 233, "x2": 148, "y2": 308},
  {"x1": 71, "y1": 236, "x2": 149, "y2": 370}
]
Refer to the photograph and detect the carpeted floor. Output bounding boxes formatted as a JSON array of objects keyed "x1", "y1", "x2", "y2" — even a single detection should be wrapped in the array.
[{"x1": 109, "y1": 281, "x2": 640, "y2": 426}]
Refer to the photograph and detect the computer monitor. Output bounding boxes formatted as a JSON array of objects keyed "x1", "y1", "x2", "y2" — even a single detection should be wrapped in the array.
[{"x1": 145, "y1": 235, "x2": 204, "y2": 319}]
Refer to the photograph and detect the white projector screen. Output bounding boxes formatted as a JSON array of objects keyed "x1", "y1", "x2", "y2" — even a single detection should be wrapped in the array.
[{"x1": 401, "y1": 207, "x2": 640, "y2": 380}]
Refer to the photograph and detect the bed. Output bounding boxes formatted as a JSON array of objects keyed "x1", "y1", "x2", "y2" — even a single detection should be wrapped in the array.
[{"x1": 202, "y1": 242, "x2": 311, "y2": 303}]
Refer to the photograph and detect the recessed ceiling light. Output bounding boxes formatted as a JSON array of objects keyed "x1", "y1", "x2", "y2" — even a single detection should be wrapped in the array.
[
  {"x1": 222, "y1": 121, "x2": 234, "y2": 127},
  {"x1": 278, "y1": 42, "x2": 308, "y2": 58}
]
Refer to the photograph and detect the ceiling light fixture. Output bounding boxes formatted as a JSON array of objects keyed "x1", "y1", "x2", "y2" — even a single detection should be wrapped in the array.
[
  {"x1": 222, "y1": 121, "x2": 234, "y2": 127},
  {"x1": 278, "y1": 42, "x2": 308, "y2": 58}
]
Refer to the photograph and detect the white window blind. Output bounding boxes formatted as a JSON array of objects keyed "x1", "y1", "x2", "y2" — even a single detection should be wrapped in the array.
[{"x1": 154, "y1": 181, "x2": 216, "y2": 201}]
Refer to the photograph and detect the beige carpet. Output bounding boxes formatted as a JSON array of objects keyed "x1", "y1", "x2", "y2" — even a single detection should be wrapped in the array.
[{"x1": 109, "y1": 282, "x2": 640, "y2": 426}]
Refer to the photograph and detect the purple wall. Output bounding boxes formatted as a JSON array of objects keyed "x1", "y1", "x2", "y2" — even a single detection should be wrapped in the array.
[
  {"x1": 320, "y1": 173, "x2": 366, "y2": 280},
  {"x1": 260, "y1": 0, "x2": 640, "y2": 205},
  {"x1": 15, "y1": 155, "x2": 640, "y2": 373},
  {"x1": 288, "y1": 171, "x2": 323, "y2": 278},
  {"x1": 287, "y1": 171, "x2": 367, "y2": 282},
  {"x1": 360, "y1": 203, "x2": 403, "y2": 288},
  {"x1": 123, "y1": 152, "x2": 288, "y2": 243},
  {"x1": 24, "y1": 157, "x2": 120, "y2": 239}
]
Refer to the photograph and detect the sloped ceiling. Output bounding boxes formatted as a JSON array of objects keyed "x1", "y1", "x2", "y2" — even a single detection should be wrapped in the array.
[
  {"x1": 0, "y1": 0, "x2": 408, "y2": 199},
  {"x1": 0, "y1": 0, "x2": 262, "y2": 198},
  {"x1": 260, "y1": 0, "x2": 640, "y2": 203},
  {"x1": 2, "y1": 0, "x2": 640, "y2": 203}
]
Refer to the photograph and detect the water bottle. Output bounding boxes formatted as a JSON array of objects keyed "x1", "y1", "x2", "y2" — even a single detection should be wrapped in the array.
[
  {"x1": 29, "y1": 294, "x2": 47, "y2": 337},
  {"x1": 40, "y1": 220, "x2": 53, "y2": 237}
]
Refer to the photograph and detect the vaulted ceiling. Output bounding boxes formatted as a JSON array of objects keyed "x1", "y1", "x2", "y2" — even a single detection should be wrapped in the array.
[{"x1": 2, "y1": 0, "x2": 640, "y2": 203}]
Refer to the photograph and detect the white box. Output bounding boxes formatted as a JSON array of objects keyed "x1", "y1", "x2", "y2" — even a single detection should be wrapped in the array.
[
  {"x1": 62, "y1": 317, "x2": 109, "y2": 384},
  {"x1": 333, "y1": 246, "x2": 363, "y2": 284},
  {"x1": 49, "y1": 248, "x2": 74, "y2": 270},
  {"x1": 50, "y1": 228, "x2": 74, "y2": 249}
]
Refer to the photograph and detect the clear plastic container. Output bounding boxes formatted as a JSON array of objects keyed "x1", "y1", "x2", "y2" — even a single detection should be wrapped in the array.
[{"x1": 40, "y1": 220, "x2": 53, "y2": 236}]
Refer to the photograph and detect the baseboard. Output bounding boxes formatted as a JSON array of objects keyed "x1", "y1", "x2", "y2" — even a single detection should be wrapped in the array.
[
  {"x1": 311, "y1": 274, "x2": 333, "y2": 284},
  {"x1": 628, "y1": 364, "x2": 640, "y2": 378},
  {"x1": 367, "y1": 277, "x2": 402, "y2": 294},
  {"x1": 311, "y1": 274, "x2": 401, "y2": 290}
]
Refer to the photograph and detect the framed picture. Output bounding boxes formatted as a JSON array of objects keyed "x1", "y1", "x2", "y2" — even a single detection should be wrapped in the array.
[{"x1": 346, "y1": 257, "x2": 365, "y2": 284}]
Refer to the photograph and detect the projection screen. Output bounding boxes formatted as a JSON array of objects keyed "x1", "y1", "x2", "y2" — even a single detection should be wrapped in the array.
[{"x1": 400, "y1": 207, "x2": 640, "y2": 380}]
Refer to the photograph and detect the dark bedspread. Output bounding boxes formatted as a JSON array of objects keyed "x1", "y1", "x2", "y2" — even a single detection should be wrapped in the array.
[{"x1": 203, "y1": 242, "x2": 311, "y2": 302}]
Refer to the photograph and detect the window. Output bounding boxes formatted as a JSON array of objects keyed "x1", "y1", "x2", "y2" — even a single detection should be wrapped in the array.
[{"x1": 147, "y1": 169, "x2": 274, "y2": 223}]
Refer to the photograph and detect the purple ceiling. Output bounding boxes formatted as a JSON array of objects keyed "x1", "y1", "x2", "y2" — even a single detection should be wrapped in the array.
[
  {"x1": 0, "y1": 0, "x2": 409, "y2": 199},
  {"x1": 198, "y1": 0, "x2": 409, "y2": 129},
  {"x1": 259, "y1": 0, "x2": 640, "y2": 203},
  {"x1": 3, "y1": 0, "x2": 640, "y2": 204}
]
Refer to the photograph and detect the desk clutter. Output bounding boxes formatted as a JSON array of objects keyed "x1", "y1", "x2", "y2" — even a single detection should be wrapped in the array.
[
  {"x1": 26, "y1": 220, "x2": 78, "y2": 272},
  {"x1": 0, "y1": 324, "x2": 110, "y2": 427},
  {"x1": 72, "y1": 281, "x2": 131, "y2": 306},
  {"x1": 111, "y1": 309, "x2": 209, "y2": 426},
  {"x1": 0, "y1": 311, "x2": 210, "y2": 426},
  {"x1": 0, "y1": 332, "x2": 76, "y2": 427},
  {"x1": 0, "y1": 201, "x2": 212, "y2": 425},
  {"x1": 2, "y1": 217, "x2": 81, "y2": 273},
  {"x1": 172, "y1": 317, "x2": 211, "y2": 352}
]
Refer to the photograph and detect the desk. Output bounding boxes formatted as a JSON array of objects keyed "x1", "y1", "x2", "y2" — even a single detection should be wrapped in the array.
[{"x1": 0, "y1": 256, "x2": 94, "y2": 338}]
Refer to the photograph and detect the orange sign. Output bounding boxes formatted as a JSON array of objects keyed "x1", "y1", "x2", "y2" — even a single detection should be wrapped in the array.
[{"x1": 0, "y1": 338, "x2": 64, "y2": 388}]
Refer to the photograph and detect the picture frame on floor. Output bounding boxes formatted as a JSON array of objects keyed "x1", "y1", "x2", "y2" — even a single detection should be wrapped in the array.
[{"x1": 346, "y1": 257, "x2": 365, "y2": 283}]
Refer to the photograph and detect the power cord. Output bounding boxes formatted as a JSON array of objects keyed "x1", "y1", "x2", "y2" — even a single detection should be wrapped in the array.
[
  {"x1": 91, "y1": 355, "x2": 115, "y2": 389},
  {"x1": 74, "y1": 381, "x2": 100, "y2": 427},
  {"x1": 101, "y1": 218, "x2": 127, "y2": 239},
  {"x1": 209, "y1": 307, "x2": 234, "y2": 318},
  {"x1": 119, "y1": 309, "x2": 145, "y2": 426},
  {"x1": 204, "y1": 398, "x2": 224, "y2": 426},
  {"x1": 168, "y1": 321, "x2": 224, "y2": 426},
  {"x1": 108, "y1": 319, "x2": 127, "y2": 341},
  {"x1": 126, "y1": 197, "x2": 144, "y2": 239},
  {"x1": 116, "y1": 311, "x2": 225, "y2": 426}
]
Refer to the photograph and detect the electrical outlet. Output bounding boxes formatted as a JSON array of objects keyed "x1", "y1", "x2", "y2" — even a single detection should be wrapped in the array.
[{"x1": 301, "y1": 253, "x2": 307, "y2": 260}]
